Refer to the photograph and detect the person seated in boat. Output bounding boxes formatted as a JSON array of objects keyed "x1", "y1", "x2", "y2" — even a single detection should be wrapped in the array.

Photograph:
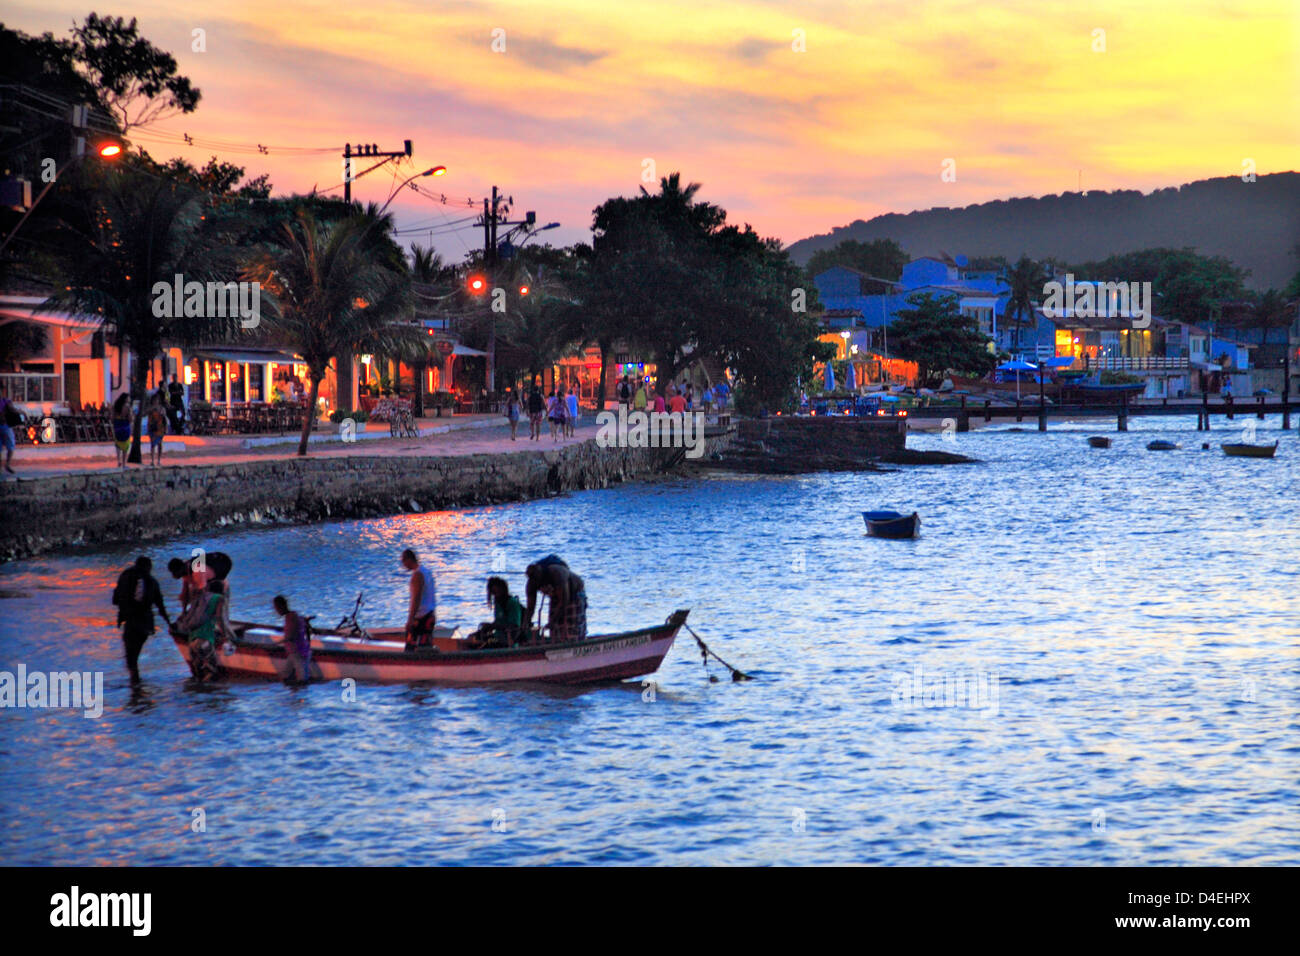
[
  {"x1": 272, "y1": 595, "x2": 311, "y2": 684},
  {"x1": 469, "y1": 576, "x2": 527, "y2": 648},
  {"x1": 172, "y1": 580, "x2": 234, "y2": 682},
  {"x1": 402, "y1": 549, "x2": 437, "y2": 649},
  {"x1": 524, "y1": 556, "x2": 587, "y2": 644}
]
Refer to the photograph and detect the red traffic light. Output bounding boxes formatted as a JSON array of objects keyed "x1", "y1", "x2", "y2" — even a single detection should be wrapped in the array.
[
  {"x1": 519, "y1": 285, "x2": 530, "y2": 296},
  {"x1": 467, "y1": 275, "x2": 487, "y2": 294}
]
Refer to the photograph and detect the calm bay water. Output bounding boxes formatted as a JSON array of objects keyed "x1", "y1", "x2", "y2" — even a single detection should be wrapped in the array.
[{"x1": 2, "y1": 417, "x2": 1297, "y2": 865}]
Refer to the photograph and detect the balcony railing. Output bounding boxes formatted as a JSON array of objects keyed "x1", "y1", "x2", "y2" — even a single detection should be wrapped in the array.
[{"x1": 1090, "y1": 356, "x2": 1189, "y2": 372}]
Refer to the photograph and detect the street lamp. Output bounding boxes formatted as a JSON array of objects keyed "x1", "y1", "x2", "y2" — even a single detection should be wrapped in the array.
[
  {"x1": 380, "y1": 165, "x2": 447, "y2": 214},
  {"x1": 0, "y1": 142, "x2": 123, "y2": 257}
]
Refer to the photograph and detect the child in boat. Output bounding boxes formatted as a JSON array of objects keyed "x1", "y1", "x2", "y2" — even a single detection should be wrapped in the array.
[
  {"x1": 273, "y1": 595, "x2": 311, "y2": 684},
  {"x1": 470, "y1": 577, "x2": 526, "y2": 648}
]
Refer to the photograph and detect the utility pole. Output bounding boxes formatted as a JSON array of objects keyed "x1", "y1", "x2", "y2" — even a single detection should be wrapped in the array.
[
  {"x1": 342, "y1": 140, "x2": 412, "y2": 204},
  {"x1": 484, "y1": 187, "x2": 501, "y2": 393}
]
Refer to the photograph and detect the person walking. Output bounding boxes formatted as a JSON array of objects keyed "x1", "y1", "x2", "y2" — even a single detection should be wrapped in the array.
[
  {"x1": 146, "y1": 398, "x2": 168, "y2": 466},
  {"x1": 112, "y1": 556, "x2": 170, "y2": 683},
  {"x1": 505, "y1": 389, "x2": 520, "y2": 441},
  {"x1": 527, "y1": 384, "x2": 544, "y2": 440},
  {"x1": 111, "y1": 394, "x2": 133, "y2": 469},
  {"x1": 566, "y1": 387, "x2": 579, "y2": 437},
  {"x1": 167, "y1": 374, "x2": 186, "y2": 434},
  {"x1": 0, "y1": 384, "x2": 19, "y2": 476}
]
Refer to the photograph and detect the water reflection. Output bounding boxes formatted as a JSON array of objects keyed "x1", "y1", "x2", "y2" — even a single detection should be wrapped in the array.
[{"x1": 1, "y1": 417, "x2": 1297, "y2": 864}]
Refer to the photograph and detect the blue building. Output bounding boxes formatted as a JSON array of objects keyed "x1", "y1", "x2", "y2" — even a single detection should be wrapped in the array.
[{"x1": 813, "y1": 255, "x2": 1021, "y2": 351}]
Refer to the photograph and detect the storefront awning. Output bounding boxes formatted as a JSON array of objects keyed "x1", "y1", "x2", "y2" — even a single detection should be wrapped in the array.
[
  {"x1": 452, "y1": 344, "x2": 488, "y2": 357},
  {"x1": 193, "y1": 349, "x2": 301, "y2": 365}
]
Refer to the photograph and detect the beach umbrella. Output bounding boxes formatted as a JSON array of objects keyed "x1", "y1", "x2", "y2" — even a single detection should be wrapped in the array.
[
  {"x1": 824, "y1": 361, "x2": 835, "y2": 392},
  {"x1": 844, "y1": 361, "x2": 857, "y2": 391},
  {"x1": 996, "y1": 359, "x2": 1037, "y2": 402}
]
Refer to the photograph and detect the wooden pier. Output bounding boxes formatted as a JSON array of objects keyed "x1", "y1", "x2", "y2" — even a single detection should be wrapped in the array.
[{"x1": 909, "y1": 392, "x2": 1294, "y2": 433}]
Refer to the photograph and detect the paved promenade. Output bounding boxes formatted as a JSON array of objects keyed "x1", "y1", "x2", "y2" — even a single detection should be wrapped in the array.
[{"x1": 3, "y1": 414, "x2": 602, "y2": 479}]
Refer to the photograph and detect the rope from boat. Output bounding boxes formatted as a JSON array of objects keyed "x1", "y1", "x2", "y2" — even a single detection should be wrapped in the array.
[{"x1": 683, "y1": 623, "x2": 752, "y2": 682}]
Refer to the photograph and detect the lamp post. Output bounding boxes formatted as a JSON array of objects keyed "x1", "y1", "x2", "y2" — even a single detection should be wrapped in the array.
[
  {"x1": 0, "y1": 142, "x2": 122, "y2": 257},
  {"x1": 379, "y1": 165, "x2": 446, "y2": 215}
]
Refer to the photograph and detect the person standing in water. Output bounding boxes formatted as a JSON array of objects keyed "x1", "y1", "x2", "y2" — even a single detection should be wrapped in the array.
[
  {"x1": 112, "y1": 556, "x2": 170, "y2": 683},
  {"x1": 273, "y1": 595, "x2": 311, "y2": 684}
]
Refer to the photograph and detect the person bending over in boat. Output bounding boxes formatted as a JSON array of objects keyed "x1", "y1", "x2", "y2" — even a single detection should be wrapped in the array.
[
  {"x1": 168, "y1": 551, "x2": 233, "y2": 616},
  {"x1": 402, "y1": 549, "x2": 437, "y2": 649},
  {"x1": 172, "y1": 580, "x2": 234, "y2": 682},
  {"x1": 469, "y1": 576, "x2": 527, "y2": 649},
  {"x1": 524, "y1": 555, "x2": 588, "y2": 644},
  {"x1": 273, "y1": 595, "x2": 311, "y2": 684}
]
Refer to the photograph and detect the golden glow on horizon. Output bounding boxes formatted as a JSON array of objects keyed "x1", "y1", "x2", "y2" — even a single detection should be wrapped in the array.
[{"x1": 9, "y1": 0, "x2": 1298, "y2": 248}]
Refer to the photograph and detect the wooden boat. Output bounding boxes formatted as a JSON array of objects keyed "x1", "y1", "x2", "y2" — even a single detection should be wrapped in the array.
[
  {"x1": 862, "y1": 510, "x2": 921, "y2": 539},
  {"x1": 1146, "y1": 440, "x2": 1180, "y2": 451},
  {"x1": 1222, "y1": 441, "x2": 1278, "y2": 458},
  {"x1": 1087, "y1": 436, "x2": 1112, "y2": 448},
  {"x1": 172, "y1": 610, "x2": 689, "y2": 685}
]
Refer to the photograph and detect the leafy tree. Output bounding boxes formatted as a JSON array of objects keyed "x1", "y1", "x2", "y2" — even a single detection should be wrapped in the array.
[
  {"x1": 889, "y1": 292, "x2": 997, "y2": 386},
  {"x1": 67, "y1": 14, "x2": 200, "y2": 132},
  {"x1": 588, "y1": 177, "x2": 719, "y2": 394},
  {"x1": 244, "y1": 208, "x2": 414, "y2": 455},
  {"x1": 45, "y1": 166, "x2": 235, "y2": 462},
  {"x1": 710, "y1": 228, "x2": 829, "y2": 412},
  {"x1": 0, "y1": 321, "x2": 47, "y2": 368},
  {"x1": 1072, "y1": 247, "x2": 1247, "y2": 324},
  {"x1": 805, "y1": 238, "x2": 909, "y2": 282}
]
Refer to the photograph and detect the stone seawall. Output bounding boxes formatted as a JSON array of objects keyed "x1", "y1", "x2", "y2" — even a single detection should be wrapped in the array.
[
  {"x1": 706, "y1": 417, "x2": 907, "y2": 473},
  {"x1": 0, "y1": 436, "x2": 731, "y2": 562}
]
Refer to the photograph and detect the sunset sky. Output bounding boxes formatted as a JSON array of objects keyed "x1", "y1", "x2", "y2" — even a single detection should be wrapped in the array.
[{"x1": 9, "y1": 1, "x2": 1300, "y2": 261}]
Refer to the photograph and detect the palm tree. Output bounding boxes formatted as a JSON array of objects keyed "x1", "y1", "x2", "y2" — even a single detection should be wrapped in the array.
[
  {"x1": 244, "y1": 208, "x2": 414, "y2": 455},
  {"x1": 1005, "y1": 255, "x2": 1047, "y2": 356},
  {"x1": 1243, "y1": 289, "x2": 1294, "y2": 345},
  {"x1": 47, "y1": 166, "x2": 231, "y2": 462},
  {"x1": 403, "y1": 243, "x2": 452, "y2": 414},
  {"x1": 409, "y1": 243, "x2": 449, "y2": 283}
]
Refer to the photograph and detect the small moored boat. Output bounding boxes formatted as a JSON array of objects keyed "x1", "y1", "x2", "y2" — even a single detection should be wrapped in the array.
[
  {"x1": 174, "y1": 610, "x2": 689, "y2": 685},
  {"x1": 1087, "y1": 436, "x2": 1112, "y2": 448},
  {"x1": 1222, "y1": 441, "x2": 1278, "y2": 458},
  {"x1": 1146, "y1": 440, "x2": 1180, "y2": 451},
  {"x1": 862, "y1": 510, "x2": 921, "y2": 539}
]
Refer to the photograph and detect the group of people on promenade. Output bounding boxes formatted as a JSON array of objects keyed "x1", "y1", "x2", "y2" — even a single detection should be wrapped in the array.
[
  {"x1": 616, "y1": 375, "x2": 729, "y2": 416},
  {"x1": 0, "y1": 375, "x2": 188, "y2": 477},
  {"x1": 505, "y1": 381, "x2": 581, "y2": 442},
  {"x1": 109, "y1": 546, "x2": 590, "y2": 685}
]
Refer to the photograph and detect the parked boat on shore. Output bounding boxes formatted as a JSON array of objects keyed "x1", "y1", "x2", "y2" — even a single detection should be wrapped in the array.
[
  {"x1": 174, "y1": 610, "x2": 689, "y2": 685},
  {"x1": 862, "y1": 510, "x2": 921, "y2": 539},
  {"x1": 1222, "y1": 441, "x2": 1279, "y2": 458}
]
